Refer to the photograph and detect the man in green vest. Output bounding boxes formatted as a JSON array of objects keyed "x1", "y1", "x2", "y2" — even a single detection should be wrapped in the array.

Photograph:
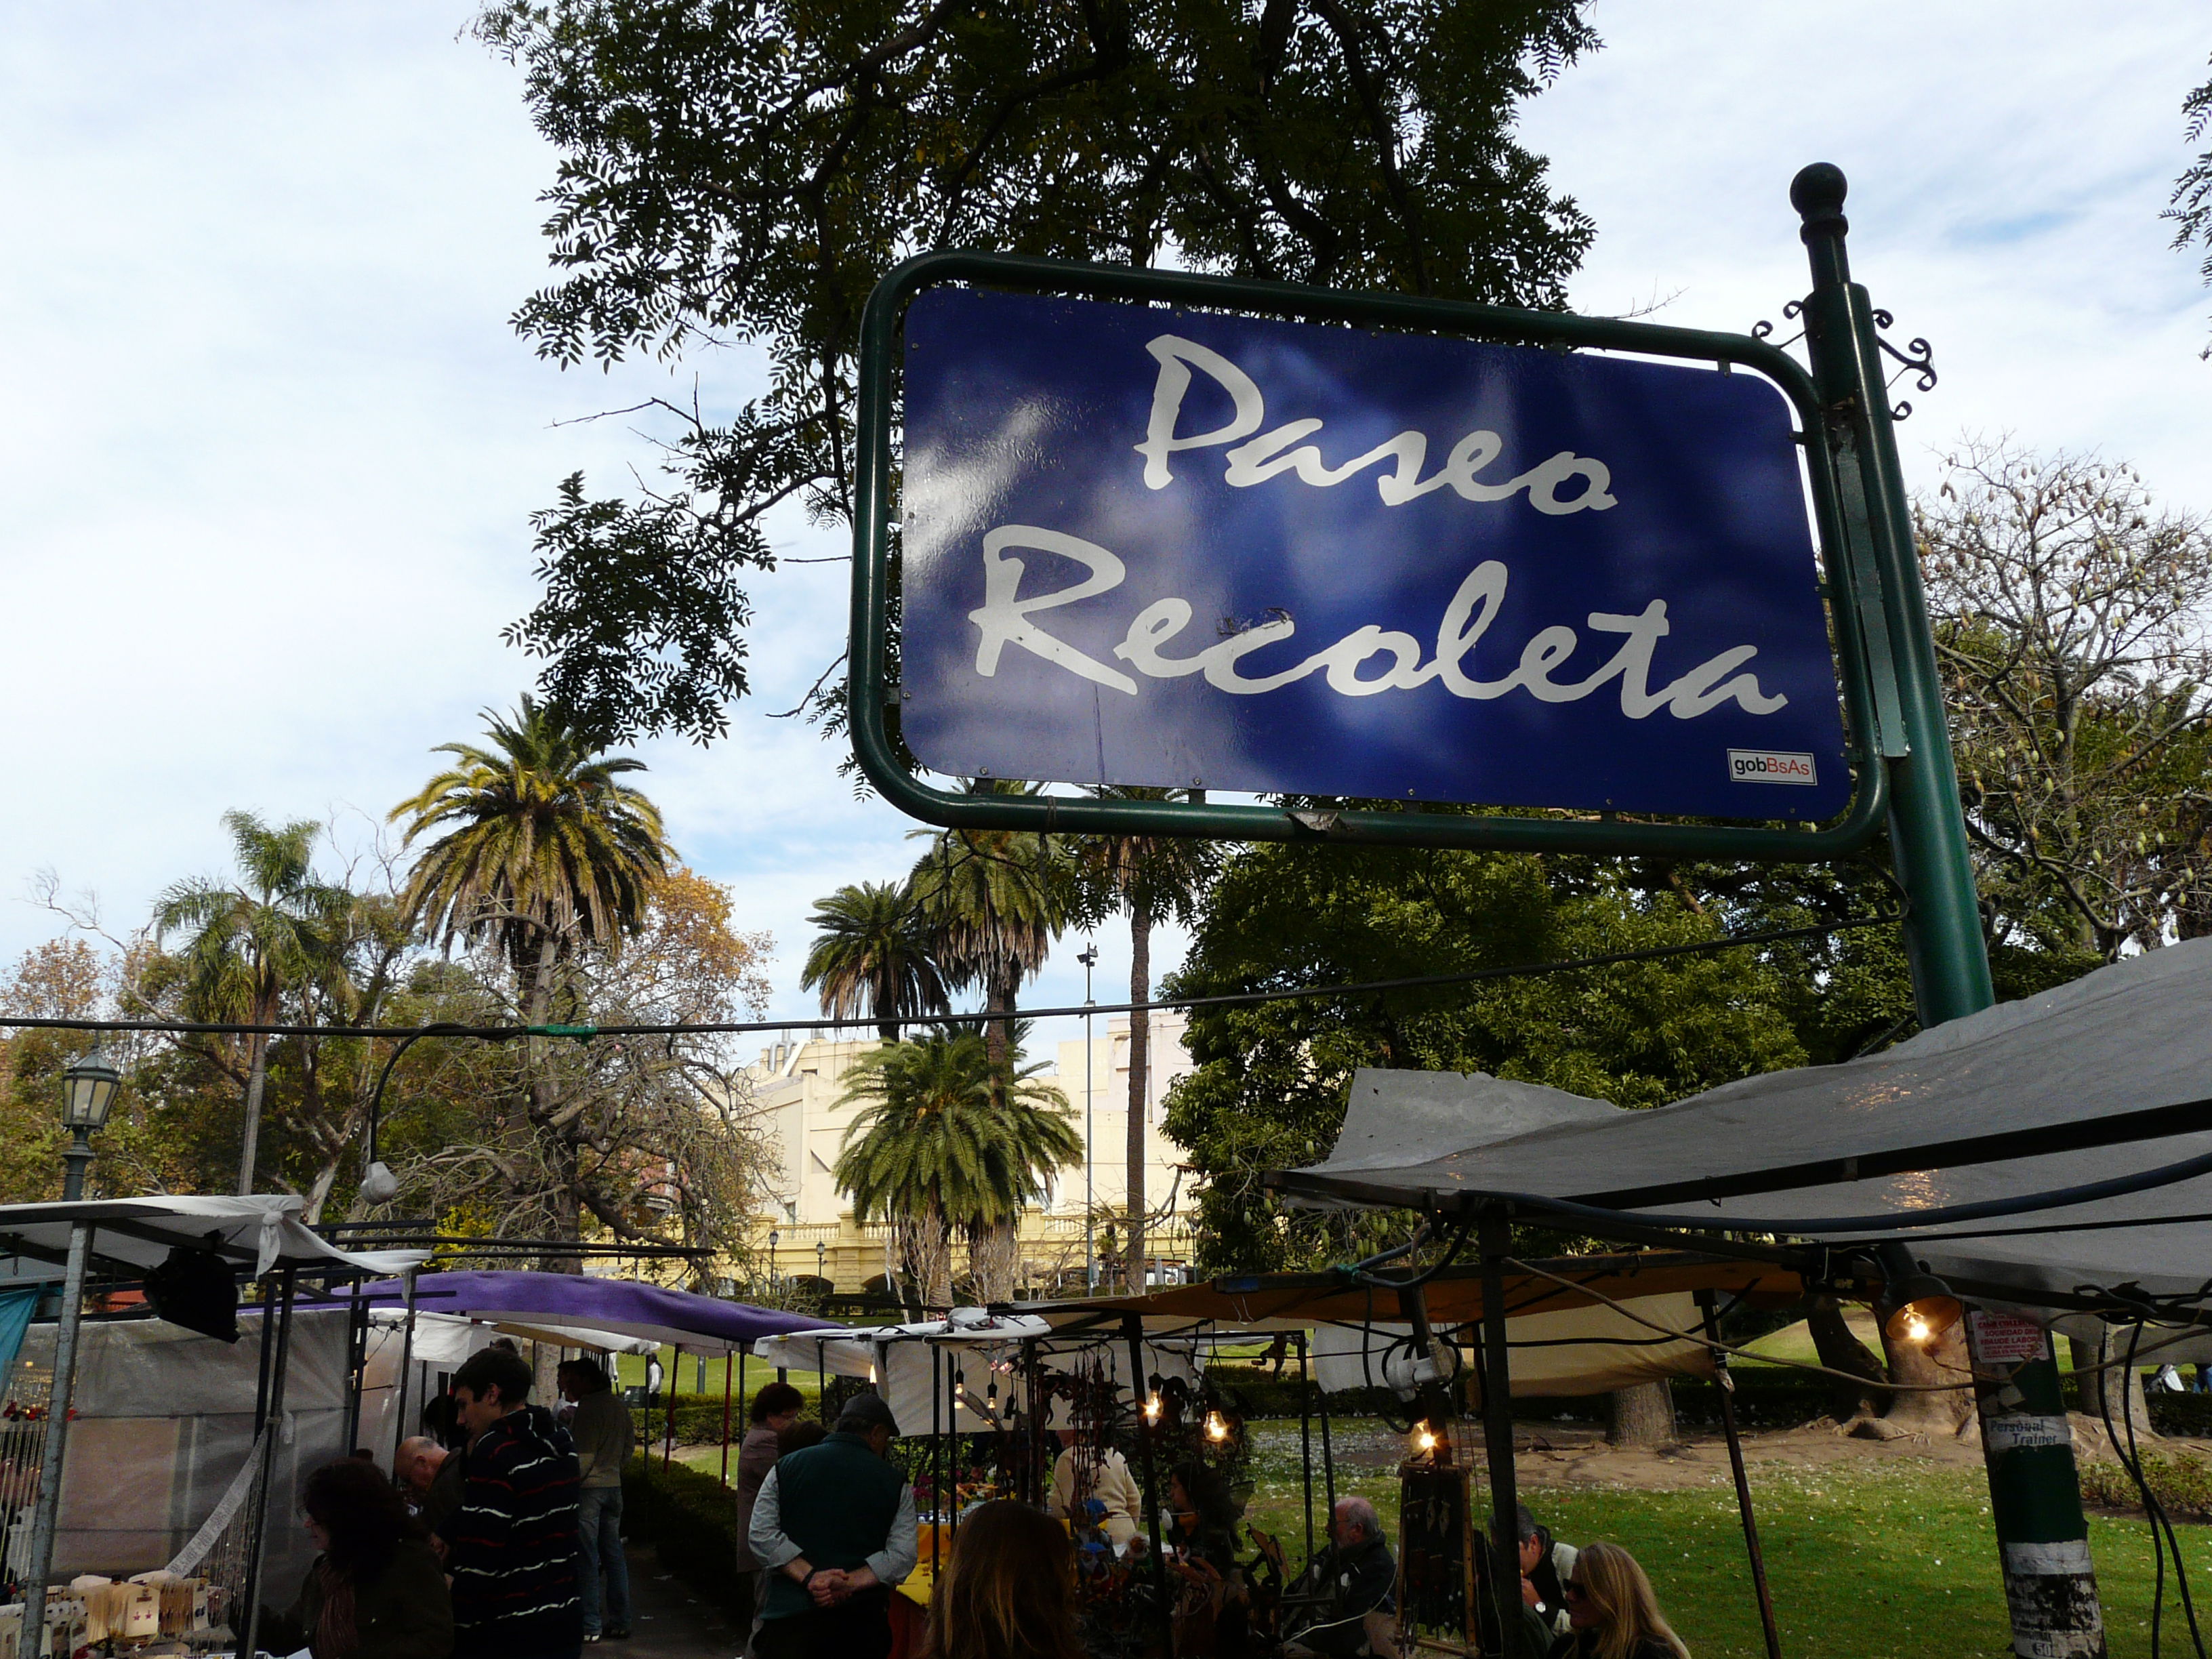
[{"x1": 746, "y1": 1393, "x2": 918, "y2": 1659}]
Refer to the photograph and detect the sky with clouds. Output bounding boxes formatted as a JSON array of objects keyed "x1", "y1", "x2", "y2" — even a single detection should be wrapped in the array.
[{"x1": 1, "y1": 2, "x2": 2206, "y2": 1065}]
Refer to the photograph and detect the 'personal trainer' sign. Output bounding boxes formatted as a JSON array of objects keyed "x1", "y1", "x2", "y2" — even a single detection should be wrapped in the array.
[{"x1": 897, "y1": 286, "x2": 1848, "y2": 819}]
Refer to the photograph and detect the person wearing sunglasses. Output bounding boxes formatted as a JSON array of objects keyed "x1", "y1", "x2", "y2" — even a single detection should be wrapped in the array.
[{"x1": 1551, "y1": 1542, "x2": 1689, "y2": 1659}]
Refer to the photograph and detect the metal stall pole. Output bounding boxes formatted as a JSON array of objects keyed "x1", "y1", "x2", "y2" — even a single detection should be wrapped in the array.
[
  {"x1": 1475, "y1": 1210, "x2": 1523, "y2": 1647},
  {"x1": 341, "y1": 1294, "x2": 369, "y2": 1456},
  {"x1": 931, "y1": 1336, "x2": 943, "y2": 1536},
  {"x1": 663, "y1": 1347, "x2": 678, "y2": 1470},
  {"x1": 720, "y1": 1348, "x2": 735, "y2": 1490},
  {"x1": 1122, "y1": 1312, "x2": 1176, "y2": 1657},
  {"x1": 1318, "y1": 1349, "x2": 1337, "y2": 1517},
  {"x1": 1697, "y1": 1289, "x2": 1781, "y2": 1659},
  {"x1": 22, "y1": 1220, "x2": 93, "y2": 1643},
  {"x1": 240, "y1": 1268, "x2": 300, "y2": 1659},
  {"x1": 1298, "y1": 1331, "x2": 1315, "y2": 1565},
  {"x1": 389, "y1": 1265, "x2": 420, "y2": 1472}
]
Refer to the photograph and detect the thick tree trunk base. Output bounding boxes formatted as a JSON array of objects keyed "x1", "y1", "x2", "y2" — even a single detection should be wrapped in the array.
[{"x1": 1607, "y1": 1380, "x2": 1677, "y2": 1448}]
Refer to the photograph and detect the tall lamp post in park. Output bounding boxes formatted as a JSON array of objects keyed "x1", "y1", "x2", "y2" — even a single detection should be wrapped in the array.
[
  {"x1": 1076, "y1": 943, "x2": 1098, "y2": 1294},
  {"x1": 60, "y1": 1046, "x2": 121, "y2": 1203}
]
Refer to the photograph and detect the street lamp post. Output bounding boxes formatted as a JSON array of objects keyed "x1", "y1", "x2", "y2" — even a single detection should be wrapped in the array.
[
  {"x1": 60, "y1": 1045, "x2": 121, "y2": 1204},
  {"x1": 816, "y1": 1239, "x2": 828, "y2": 1291},
  {"x1": 767, "y1": 1229, "x2": 781, "y2": 1296},
  {"x1": 1077, "y1": 944, "x2": 1098, "y2": 1294}
]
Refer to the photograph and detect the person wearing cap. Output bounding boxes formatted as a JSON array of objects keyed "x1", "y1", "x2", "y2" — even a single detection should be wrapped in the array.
[{"x1": 746, "y1": 1393, "x2": 918, "y2": 1659}]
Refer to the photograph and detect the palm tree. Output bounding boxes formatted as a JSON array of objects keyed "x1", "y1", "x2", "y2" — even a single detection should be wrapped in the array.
[
  {"x1": 154, "y1": 812, "x2": 352, "y2": 1194},
  {"x1": 800, "y1": 882, "x2": 949, "y2": 1042},
  {"x1": 832, "y1": 1027, "x2": 1079, "y2": 1309},
  {"x1": 390, "y1": 696, "x2": 674, "y2": 1260},
  {"x1": 1066, "y1": 792, "x2": 1221, "y2": 1292},
  {"x1": 390, "y1": 695, "x2": 672, "y2": 1015},
  {"x1": 908, "y1": 813, "x2": 1066, "y2": 1101}
]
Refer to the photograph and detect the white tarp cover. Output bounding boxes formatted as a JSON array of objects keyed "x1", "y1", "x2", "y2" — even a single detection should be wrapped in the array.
[
  {"x1": 26, "y1": 1308, "x2": 350, "y2": 1593},
  {"x1": 1311, "y1": 1293, "x2": 1713, "y2": 1397},
  {"x1": 1277, "y1": 939, "x2": 2212, "y2": 1312},
  {"x1": 752, "y1": 1315, "x2": 1200, "y2": 1435},
  {"x1": 0, "y1": 1195, "x2": 421, "y2": 1283}
]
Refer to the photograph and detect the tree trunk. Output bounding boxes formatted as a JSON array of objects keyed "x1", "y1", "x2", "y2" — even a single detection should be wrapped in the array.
[
  {"x1": 1806, "y1": 1296, "x2": 1889, "y2": 1419},
  {"x1": 983, "y1": 967, "x2": 1013, "y2": 1111},
  {"x1": 1125, "y1": 909, "x2": 1151, "y2": 1295},
  {"x1": 1878, "y1": 1315, "x2": 1975, "y2": 1437},
  {"x1": 968, "y1": 1220, "x2": 1021, "y2": 1305},
  {"x1": 1607, "y1": 1380, "x2": 1676, "y2": 1448},
  {"x1": 2072, "y1": 1330, "x2": 2159, "y2": 1444},
  {"x1": 237, "y1": 1034, "x2": 269, "y2": 1196},
  {"x1": 902, "y1": 1207, "x2": 954, "y2": 1310}
]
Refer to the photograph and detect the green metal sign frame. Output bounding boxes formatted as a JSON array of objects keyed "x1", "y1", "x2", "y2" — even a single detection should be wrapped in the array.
[{"x1": 849, "y1": 249, "x2": 1897, "y2": 861}]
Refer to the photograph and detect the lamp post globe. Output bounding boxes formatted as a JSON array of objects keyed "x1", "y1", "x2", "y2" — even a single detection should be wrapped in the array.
[{"x1": 60, "y1": 1044, "x2": 121, "y2": 1203}]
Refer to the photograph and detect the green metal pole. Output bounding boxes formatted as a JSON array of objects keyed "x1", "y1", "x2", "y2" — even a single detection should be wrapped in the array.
[
  {"x1": 1793, "y1": 163, "x2": 2099, "y2": 1656},
  {"x1": 1790, "y1": 162, "x2": 1993, "y2": 1027},
  {"x1": 1964, "y1": 1311, "x2": 2106, "y2": 1657}
]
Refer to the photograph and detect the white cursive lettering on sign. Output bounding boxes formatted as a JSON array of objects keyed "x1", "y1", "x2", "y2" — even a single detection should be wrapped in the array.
[
  {"x1": 967, "y1": 527, "x2": 1787, "y2": 718},
  {"x1": 1133, "y1": 335, "x2": 1618, "y2": 515}
]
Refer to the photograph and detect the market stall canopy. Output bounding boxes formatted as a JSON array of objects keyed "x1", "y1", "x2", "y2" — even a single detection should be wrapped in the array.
[
  {"x1": 0, "y1": 1196, "x2": 423, "y2": 1284},
  {"x1": 345, "y1": 1269, "x2": 836, "y2": 1353},
  {"x1": 1270, "y1": 939, "x2": 2212, "y2": 1313}
]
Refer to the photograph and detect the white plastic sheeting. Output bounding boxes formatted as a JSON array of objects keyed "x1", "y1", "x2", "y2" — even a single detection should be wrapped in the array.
[
  {"x1": 1310, "y1": 1294, "x2": 1713, "y2": 1398},
  {"x1": 0, "y1": 1196, "x2": 420, "y2": 1283},
  {"x1": 22, "y1": 1309, "x2": 350, "y2": 1594},
  {"x1": 751, "y1": 1315, "x2": 1201, "y2": 1435}
]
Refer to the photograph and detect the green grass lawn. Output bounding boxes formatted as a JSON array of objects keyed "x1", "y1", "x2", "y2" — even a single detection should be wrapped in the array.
[{"x1": 1235, "y1": 1426, "x2": 2210, "y2": 1659}]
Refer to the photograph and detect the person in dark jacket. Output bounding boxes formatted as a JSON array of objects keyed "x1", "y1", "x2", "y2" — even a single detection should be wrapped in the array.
[
  {"x1": 274, "y1": 1458, "x2": 453, "y2": 1659},
  {"x1": 746, "y1": 1393, "x2": 918, "y2": 1659},
  {"x1": 558, "y1": 1359, "x2": 634, "y2": 1644},
  {"x1": 439, "y1": 1347, "x2": 584, "y2": 1659},
  {"x1": 1517, "y1": 1504, "x2": 1580, "y2": 1641},
  {"x1": 1284, "y1": 1497, "x2": 1395, "y2": 1657},
  {"x1": 733, "y1": 1381, "x2": 806, "y2": 1655},
  {"x1": 1548, "y1": 1542, "x2": 1689, "y2": 1659}
]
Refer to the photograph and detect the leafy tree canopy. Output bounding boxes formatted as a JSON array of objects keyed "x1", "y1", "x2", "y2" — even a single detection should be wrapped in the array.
[{"x1": 474, "y1": 0, "x2": 1599, "y2": 744}]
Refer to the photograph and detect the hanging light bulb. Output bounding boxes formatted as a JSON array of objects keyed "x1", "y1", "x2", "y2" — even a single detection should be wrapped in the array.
[
  {"x1": 1204, "y1": 1410, "x2": 1229, "y2": 1443},
  {"x1": 987, "y1": 1378, "x2": 1000, "y2": 1409},
  {"x1": 1414, "y1": 1420, "x2": 1437, "y2": 1454},
  {"x1": 1143, "y1": 1393, "x2": 1162, "y2": 1424}
]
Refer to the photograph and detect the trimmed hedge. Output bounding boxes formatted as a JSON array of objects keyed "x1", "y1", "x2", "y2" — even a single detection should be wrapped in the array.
[{"x1": 621, "y1": 1454, "x2": 745, "y2": 1618}]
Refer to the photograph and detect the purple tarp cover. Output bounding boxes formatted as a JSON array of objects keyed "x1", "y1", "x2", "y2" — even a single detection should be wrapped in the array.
[{"x1": 348, "y1": 1269, "x2": 837, "y2": 1353}]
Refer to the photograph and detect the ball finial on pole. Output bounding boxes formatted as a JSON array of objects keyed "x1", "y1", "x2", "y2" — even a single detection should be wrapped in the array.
[{"x1": 1790, "y1": 162, "x2": 1849, "y2": 247}]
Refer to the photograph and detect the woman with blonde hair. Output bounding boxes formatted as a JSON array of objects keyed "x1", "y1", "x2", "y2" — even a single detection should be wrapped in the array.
[
  {"x1": 918, "y1": 1500, "x2": 1084, "y2": 1659},
  {"x1": 1551, "y1": 1541, "x2": 1689, "y2": 1659}
]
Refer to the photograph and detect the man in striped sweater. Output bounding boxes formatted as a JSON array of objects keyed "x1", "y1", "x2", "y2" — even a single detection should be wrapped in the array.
[{"x1": 441, "y1": 1347, "x2": 586, "y2": 1659}]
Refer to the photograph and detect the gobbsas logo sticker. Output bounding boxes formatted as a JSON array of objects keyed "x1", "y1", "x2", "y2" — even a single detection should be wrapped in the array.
[{"x1": 1727, "y1": 750, "x2": 1818, "y2": 785}]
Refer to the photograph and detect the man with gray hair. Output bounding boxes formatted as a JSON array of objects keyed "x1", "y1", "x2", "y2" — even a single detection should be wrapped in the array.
[{"x1": 1285, "y1": 1497, "x2": 1396, "y2": 1656}]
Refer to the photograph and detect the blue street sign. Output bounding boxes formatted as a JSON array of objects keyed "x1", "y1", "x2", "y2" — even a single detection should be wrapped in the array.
[{"x1": 899, "y1": 287, "x2": 1849, "y2": 819}]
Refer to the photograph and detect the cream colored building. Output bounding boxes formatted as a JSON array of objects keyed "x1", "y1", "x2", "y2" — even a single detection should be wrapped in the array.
[{"x1": 746, "y1": 1011, "x2": 1198, "y2": 1296}]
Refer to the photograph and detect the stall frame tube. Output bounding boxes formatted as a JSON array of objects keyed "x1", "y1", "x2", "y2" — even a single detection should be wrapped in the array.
[
  {"x1": 1475, "y1": 1212, "x2": 1521, "y2": 1656},
  {"x1": 1696, "y1": 1287, "x2": 1782, "y2": 1659},
  {"x1": 20, "y1": 1220, "x2": 91, "y2": 1642},
  {"x1": 720, "y1": 1351, "x2": 735, "y2": 1490},
  {"x1": 1122, "y1": 1312, "x2": 1176, "y2": 1656},
  {"x1": 1298, "y1": 1330, "x2": 1315, "y2": 1565},
  {"x1": 239, "y1": 1267, "x2": 300, "y2": 1659},
  {"x1": 388, "y1": 1265, "x2": 419, "y2": 1473}
]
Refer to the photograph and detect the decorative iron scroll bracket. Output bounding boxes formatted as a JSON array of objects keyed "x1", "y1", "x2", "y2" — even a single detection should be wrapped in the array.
[{"x1": 1757, "y1": 302, "x2": 1935, "y2": 422}]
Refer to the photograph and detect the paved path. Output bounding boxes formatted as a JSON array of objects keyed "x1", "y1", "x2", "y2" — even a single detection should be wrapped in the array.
[{"x1": 615, "y1": 1543, "x2": 743, "y2": 1659}]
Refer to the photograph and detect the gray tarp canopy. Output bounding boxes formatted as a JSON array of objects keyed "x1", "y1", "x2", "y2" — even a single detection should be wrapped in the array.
[{"x1": 1273, "y1": 937, "x2": 2212, "y2": 1317}]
